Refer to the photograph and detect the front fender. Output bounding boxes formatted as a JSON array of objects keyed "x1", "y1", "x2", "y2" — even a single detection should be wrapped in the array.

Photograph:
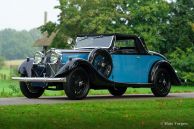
[
  {"x1": 55, "y1": 58, "x2": 114, "y2": 87},
  {"x1": 55, "y1": 58, "x2": 85, "y2": 77},
  {"x1": 149, "y1": 60, "x2": 181, "y2": 85},
  {"x1": 18, "y1": 58, "x2": 34, "y2": 77}
]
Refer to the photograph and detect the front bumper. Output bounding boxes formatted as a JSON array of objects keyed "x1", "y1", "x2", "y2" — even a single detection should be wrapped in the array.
[{"x1": 12, "y1": 77, "x2": 66, "y2": 83}]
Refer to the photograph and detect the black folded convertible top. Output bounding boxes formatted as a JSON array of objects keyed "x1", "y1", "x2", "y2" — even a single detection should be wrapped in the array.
[{"x1": 77, "y1": 33, "x2": 139, "y2": 40}]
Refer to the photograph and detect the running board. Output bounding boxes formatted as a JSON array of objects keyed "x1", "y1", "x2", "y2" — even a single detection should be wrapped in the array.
[{"x1": 12, "y1": 77, "x2": 66, "y2": 83}]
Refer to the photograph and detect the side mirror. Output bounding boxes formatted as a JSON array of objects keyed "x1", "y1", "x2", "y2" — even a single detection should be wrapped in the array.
[{"x1": 113, "y1": 46, "x2": 119, "y2": 51}]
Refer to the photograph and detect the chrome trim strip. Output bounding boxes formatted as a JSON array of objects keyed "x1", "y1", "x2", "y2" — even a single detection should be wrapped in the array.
[{"x1": 12, "y1": 77, "x2": 66, "y2": 82}]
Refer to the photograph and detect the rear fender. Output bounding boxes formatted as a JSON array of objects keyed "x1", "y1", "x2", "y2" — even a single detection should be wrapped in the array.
[{"x1": 149, "y1": 60, "x2": 181, "y2": 85}]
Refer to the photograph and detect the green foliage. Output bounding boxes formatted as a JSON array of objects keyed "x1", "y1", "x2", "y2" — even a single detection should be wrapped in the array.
[
  {"x1": 115, "y1": 40, "x2": 135, "y2": 48},
  {"x1": 39, "y1": 21, "x2": 57, "y2": 36},
  {"x1": 51, "y1": 30, "x2": 72, "y2": 48},
  {"x1": 170, "y1": 47, "x2": 194, "y2": 83},
  {"x1": 126, "y1": 0, "x2": 170, "y2": 51},
  {"x1": 42, "y1": 0, "x2": 134, "y2": 47},
  {"x1": 0, "y1": 29, "x2": 41, "y2": 60},
  {"x1": 39, "y1": 21, "x2": 73, "y2": 48},
  {"x1": 58, "y1": 0, "x2": 131, "y2": 34},
  {"x1": 161, "y1": 0, "x2": 194, "y2": 54}
]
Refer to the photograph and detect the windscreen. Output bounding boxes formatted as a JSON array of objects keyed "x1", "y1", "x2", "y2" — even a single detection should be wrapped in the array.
[{"x1": 75, "y1": 36, "x2": 114, "y2": 48}]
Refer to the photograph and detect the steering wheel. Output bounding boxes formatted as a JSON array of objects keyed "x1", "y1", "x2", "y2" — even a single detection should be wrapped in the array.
[{"x1": 88, "y1": 48, "x2": 113, "y2": 78}]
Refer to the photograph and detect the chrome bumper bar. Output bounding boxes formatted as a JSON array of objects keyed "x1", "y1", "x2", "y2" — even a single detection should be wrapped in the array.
[{"x1": 12, "y1": 77, "x2": 66, "y2": 83}]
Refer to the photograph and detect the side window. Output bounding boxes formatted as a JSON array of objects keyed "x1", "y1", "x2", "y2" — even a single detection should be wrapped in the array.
[{"x1": 114, "y1": 39, "x2": 137, "y2": 53}]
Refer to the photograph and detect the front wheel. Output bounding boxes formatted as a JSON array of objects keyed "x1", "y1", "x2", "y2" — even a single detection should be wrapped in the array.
[
  {"x1": 151, "y1": 68, "x2": 171, "y2": 97},
  {"x1": 20, "y1": 76, "x2": 44, "y2": 98},
  {"x1": 108, "y1": 87, "x2": 127, "y2": 96},
  {"x1": 64, "y1": 67, "x2": 90, "y2": 100}
]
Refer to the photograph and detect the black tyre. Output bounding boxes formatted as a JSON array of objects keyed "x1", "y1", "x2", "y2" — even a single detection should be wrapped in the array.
[
  {"x1": 20, "y1": 75, "x2": 44, "y2": 98},
  {"x1": 88, "y1": 48, "x2": 112, "y2": 78},
  {"x1": 108, "y1": 87, "x2": 127, "y2": 96},
  {"x1": 64, "y1": 67, "x2": 90, "y2": 100},
  {"x1": 151, "y1": 68, "x2": 171, "y2": 97}
]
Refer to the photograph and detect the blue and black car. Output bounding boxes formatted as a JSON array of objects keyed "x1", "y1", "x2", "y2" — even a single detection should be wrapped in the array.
[{"x1": 12, "y1": 34, "x2": 181, "y2": 100}]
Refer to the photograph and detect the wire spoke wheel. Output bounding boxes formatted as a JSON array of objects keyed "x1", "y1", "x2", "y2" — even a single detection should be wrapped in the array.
[
  {"x1": 20, "y1": 73, "x2": 44, "y2": 98},
  {"x1": 64, "y1": 67, "x2": 90, "y2": 100},
  {"x1": 89, "y1": 48, "x2": 113, "y2": 78},
  {"x1": 151, "y1": 68, "x2": 171, "y2": 97}
]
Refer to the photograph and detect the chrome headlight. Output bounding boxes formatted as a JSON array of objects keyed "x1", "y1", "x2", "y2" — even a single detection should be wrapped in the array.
[
  {"x1": 50, "y1": 51, "x2": 61, "y2": 64},
  {"x1": 34, "y1": 51, "x2": 44, "y2": 64}
]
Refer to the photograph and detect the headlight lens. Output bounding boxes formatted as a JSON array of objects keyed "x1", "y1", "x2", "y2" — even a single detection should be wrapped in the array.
[
  {"x1": 50, "y1": 51, "x2": 61, "y2": 64},
  {"x1": 34, "y1": 51, "x2": 44, "y2": 64}
]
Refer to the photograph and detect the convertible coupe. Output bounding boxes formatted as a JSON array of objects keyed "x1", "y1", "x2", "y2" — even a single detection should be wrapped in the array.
[{"x1": 12, "y1": 34, "x2": 181, "y2": 100}]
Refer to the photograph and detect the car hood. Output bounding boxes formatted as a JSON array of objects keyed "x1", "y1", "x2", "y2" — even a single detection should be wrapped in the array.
[
  {"x1": 53, "y1": 49, "x2": 91, "y2": 64},
  {"x1": 55, "y1": 49, "x2": 92, "y2": 53}
]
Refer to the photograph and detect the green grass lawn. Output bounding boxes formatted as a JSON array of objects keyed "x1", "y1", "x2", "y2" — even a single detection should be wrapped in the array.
[
  {"x1": 0, "y1": 98, "x2": 193, "y2": 129},
  {"x1": 0, "y1": 66, "x2": 194, "y2": 97},
  {"x1": 0, "y1": 79, "x2": 194, "y2": 97},
  {"x1": 0, "y1": 66, "x2": 10, "y2": 76}
]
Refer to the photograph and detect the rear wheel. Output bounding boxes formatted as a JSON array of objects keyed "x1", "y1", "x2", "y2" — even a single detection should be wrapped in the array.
[
  {"x1": 151, "y1": 68, "x2": 171, "y2": 97},
  {"x1": 64, "y1": 67, "x2": 90, "y2": 100},
  {"x1": 108, "y1": 87, "x2": 127, "y2": 96},
  {"x1": 20, "y1": 75, "x2": 44, "y2": 98}
]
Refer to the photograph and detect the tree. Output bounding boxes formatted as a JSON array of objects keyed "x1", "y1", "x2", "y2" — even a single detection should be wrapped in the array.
[
  {"x1": 42, "y1": 0, "x2": 170, "y2": 51},
  {"x1": 58, "y1": 0, "x2": 131, "y2": 35},
  {"x1": 169, "y1": 47, "x2": 194, "y2": 84},
  {"x1": 162, "y1": 0, "x2": 194, "y2": 84},
  {"x1": 41, "y1": 0, "x2": 132, "y2": 48},
  {"x1": 125, "y1": 0, "x2": 170, "y2": 51},
  {"x1": 161, "y1": 0, "x2": 194, "y2": 54},
  {"x1": 0, "y1": 29, "x2": 41, "y2": 60}
]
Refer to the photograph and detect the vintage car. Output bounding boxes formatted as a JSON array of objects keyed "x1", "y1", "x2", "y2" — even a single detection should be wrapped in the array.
[{"x1": 12, "y1": 34, "x2": 181, "y2": 100}]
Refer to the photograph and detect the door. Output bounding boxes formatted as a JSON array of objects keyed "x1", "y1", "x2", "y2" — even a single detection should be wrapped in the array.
[
  {"x1": 108, "y1": 38, "x2": 163, "y2": 83},
  {"x1": 110, "y1": 54, "x2": 141, "y2": 83},
  {"x1": 109, "y1": 38, "x2": 141, "y2": 83}
]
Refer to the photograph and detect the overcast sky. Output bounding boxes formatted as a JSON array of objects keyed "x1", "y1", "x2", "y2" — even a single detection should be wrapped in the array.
[{"x1": 0, "y1": 0, "x2": 60, "y2": 31}]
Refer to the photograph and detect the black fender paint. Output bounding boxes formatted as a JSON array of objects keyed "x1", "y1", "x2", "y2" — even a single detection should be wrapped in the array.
[
  {"x1": 18, "y1": 58, "x2": 34, "y2": 77},
  {"x1": 18, "y1": 58, "x2": 47, "y2": 88},
  {"x1": 55, "y1": 58, "x2": 115, "y2": 88},
  {"x1": 149, "y1": 60, "x2": 181, "y2": 85}
]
